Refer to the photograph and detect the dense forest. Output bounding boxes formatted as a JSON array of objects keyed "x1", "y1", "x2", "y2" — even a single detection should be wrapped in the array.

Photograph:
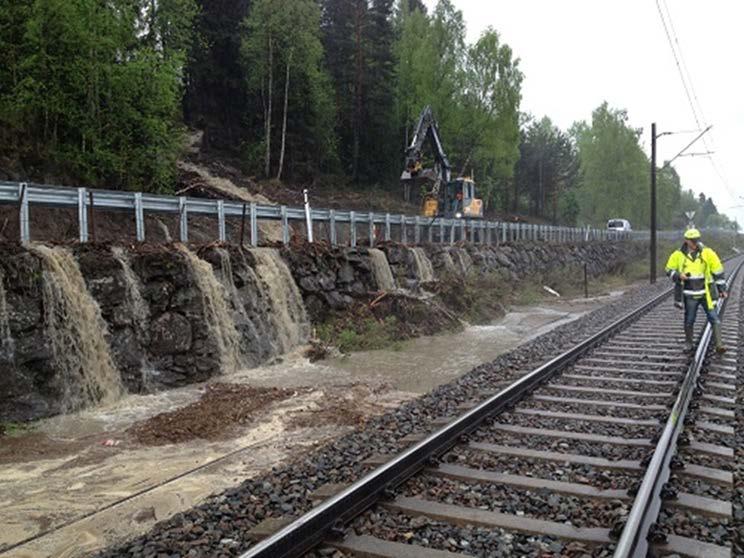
[{"x1": 0, "y1": 0, "x2": 737, "y2": 230}]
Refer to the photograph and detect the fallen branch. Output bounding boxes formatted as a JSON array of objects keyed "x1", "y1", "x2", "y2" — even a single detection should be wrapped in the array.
[{"x1": 369, "y1": 291, "x2": 388, "y2": 308}]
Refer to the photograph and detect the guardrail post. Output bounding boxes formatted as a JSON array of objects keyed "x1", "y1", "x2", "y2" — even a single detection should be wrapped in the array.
[
  {"x1": 400, "y1": 215, "x2": 407, "y2": 244},
  {"x1": 350, "y1": 211, "x2": 357, "y2": 247},
  {"x1": 501, "y1": 222, "x2": 507, "y2": 243},
  {"x1": 78, "y1": 187, "x2": 88, "y2": 243},
  {"x1": 414, "y1": 216, "x2": 421, "y2": 244},
  {"x1": 134, "y1": 192, "x2": 145, "y2": 242},
  {"x1": 281, "y1": 205, "x2": 289, "y2": 244},
  {"x1": 329, "y1": 209, "x2": 337, "y2": 245},
  {"x1": 460, "y1": 219, "x2": 466, "y2": 243},
  {"x1": 179, "y1": 197, "x2": 188, "y2": 242},
  {"x1": 239, "y1": 203, "x2": 247, "y2": 246},
  {"x1": 304, "y1": 189, "x2": 314, "y2": 243},
  {"x1": 384, "y1": 213, "x2": 391, "y2": 241},
  {"x1": 486, "y1": 222, "x2": 492, "y2": 245},
  {"x1": 250, "y1": 202, "x2": 258, "y2": 246},
  {"x1": 18, "y1": 183, "x2": 29, "y2": 243},
  {"x1": 428, "y1": 220, "x2": 433, "y2": 243},
  {"x1": 368, "y1": 212, "x2": 375, "y2": 246},
  {"x1": 217, "y1": 200, "x2": 226, "y2": 242},
  {"x1": 450, "y1": 220, "x2": 455, "y2": 245},
  {"x1": 439, "y1": 220, "x2": 444, "y2": 244}
]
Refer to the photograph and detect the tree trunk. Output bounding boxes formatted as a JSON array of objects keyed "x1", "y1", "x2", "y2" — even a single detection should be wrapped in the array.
[
  {"x1": 352, "y1": 3, "x2": 364, "y2": 182},
  {"x1": 276, "y1": 52, "x2": 291, "y2": 181},
  {"x1": 265, "y1": 36, "x2": 273, "y2": 178}
]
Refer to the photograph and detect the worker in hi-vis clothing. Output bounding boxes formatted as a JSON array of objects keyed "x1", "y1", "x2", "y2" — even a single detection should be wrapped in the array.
[{"x1": 665, "y1": 228, "x2": 727, "y2": 353}]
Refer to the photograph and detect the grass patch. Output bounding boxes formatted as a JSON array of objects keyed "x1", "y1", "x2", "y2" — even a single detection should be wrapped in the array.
[
  {"x1": 317, "y1": 316, "x2": 402, "y2": 354},
  {"x1": 0, "y1": 421, "x2": 37, "y2": 437}
]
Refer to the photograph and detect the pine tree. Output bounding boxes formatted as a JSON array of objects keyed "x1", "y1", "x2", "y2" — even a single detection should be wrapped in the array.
[
  {"x1": 183, "y1": 0, "x2": 252, "y2": 150},
  {"x1": 321, "y1": 0, "x2": 397, "y2": 184}
]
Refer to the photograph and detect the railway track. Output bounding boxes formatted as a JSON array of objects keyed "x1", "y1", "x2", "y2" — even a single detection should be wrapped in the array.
[{"x1": 242, "y1": 257, "x2": 743, "y2": 558}]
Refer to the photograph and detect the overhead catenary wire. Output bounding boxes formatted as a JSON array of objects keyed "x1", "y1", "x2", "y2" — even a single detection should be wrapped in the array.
[{"x1": 655, "y1": 0, "x2": 737, "y2": 200}]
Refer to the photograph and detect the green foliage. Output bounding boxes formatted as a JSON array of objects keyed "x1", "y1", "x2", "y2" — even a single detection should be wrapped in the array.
[
  {"x1": 321, "y1": 0, "x2": 397, "y2": 183},
  {"x1": 515, "y1": 116, "x2": 578, "y2": 222},
  {"x1": 393, "y1": 2, "x2": 522, "y2": 209},
  {"x1": 241, "y1": 0, "x2": 337, "y2": 178},
  {"x1": 0, "y1": 0, "x2": 196, "y2": 192},
  {"x1": 318, "y1": 315, "x2": 400, "y2": 353},
  {"x1": 572, "y1": 103, "x2": 649, "y2": 226}
]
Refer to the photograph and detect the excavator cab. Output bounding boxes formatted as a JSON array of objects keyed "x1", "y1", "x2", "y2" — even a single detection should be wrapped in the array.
[{"x1": 444, "y1": 178, "x2": 483, "y2": 219}]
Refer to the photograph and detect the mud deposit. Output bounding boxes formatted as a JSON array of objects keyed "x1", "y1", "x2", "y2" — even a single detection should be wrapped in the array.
[{"x1": 126, "y1": 383, "x2": 294, "y2": 445}]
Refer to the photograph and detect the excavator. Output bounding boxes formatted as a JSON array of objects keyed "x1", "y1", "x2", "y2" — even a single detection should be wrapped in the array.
[{"x1": 400, "y1": 105, "x2": 483, "y2": 219}]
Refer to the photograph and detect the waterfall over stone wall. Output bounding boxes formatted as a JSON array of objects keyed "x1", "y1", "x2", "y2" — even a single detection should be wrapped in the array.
[
  {"x1": 214, "y1": 247, "x2": 271, "y2": 367},
  {"x1": 451, "y1": 247, "x2": 473, "y2": 274},
  {"x1": 111, "y1": 246, "x2": 153, "y2": 389},
  {"x1": 251, "y1": 248, "x2": 309, "y2": 353},
  {"x1": 410, "y1": 247, "x2": 435, "y2": 282},
  {"x1": 439, "y1": 251, "x2": 457, "y2": 274},
  {"x1": 0, "y1": 270, "x2": 13, "y2": 361},
  {"x1": 28, "y1": 244, "x2": 123, "y2": 411},
  {"x1": 177, "y1": 245, "x2": 244, "y2": 374},
  {"x1": 368, "y1": 248, "x2": 396, "y2": 291}
]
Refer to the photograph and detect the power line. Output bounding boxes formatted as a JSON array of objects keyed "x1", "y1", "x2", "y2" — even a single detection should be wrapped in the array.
[
  {"x1": 661, "y1": 0, "x2": 709, "y2": 132},
  {"x1": 655, "y1": 0, "x2": 737, "y2": 200},
  {"x1": 655, "y1": 0, "x2": 700, "y2": 129}
]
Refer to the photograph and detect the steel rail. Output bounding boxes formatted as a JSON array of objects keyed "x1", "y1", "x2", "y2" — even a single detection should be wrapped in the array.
[
  {"x1": 240, "y1": 284, "x2": 677, "y2": 558},
  {"x1": 613, "y1": 256, "x2": 743, "y2": 558}
]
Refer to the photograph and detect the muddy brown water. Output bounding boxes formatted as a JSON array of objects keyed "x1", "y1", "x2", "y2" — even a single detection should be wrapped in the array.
[{"x1": 0, "y1": 292, "x2": 621, "y2": 558}]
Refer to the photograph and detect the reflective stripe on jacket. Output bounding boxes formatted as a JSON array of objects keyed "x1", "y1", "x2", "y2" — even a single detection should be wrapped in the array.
[{"x1": 664, "y1": 243, "x2": 725, "y2": 309}]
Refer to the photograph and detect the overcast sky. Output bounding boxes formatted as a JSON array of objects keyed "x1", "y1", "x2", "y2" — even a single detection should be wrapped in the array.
[{"x1": 424, "y1": 0, "x2": 743, "y2": 228}]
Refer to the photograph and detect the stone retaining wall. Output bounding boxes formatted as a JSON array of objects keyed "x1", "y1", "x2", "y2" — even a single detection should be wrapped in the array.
[{"x1": 0, "y1": 240, "x2": 645, "y2": 421}]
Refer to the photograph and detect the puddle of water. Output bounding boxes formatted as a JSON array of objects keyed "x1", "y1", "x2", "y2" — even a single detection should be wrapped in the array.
[{"x1": 325, "y1": 305, "x2": 586, "y2": 393}]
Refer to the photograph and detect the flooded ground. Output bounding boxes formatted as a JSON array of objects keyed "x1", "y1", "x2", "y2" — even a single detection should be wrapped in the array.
[{"x1": 0, "y1": 290, "x2": 624, "y2": 558}]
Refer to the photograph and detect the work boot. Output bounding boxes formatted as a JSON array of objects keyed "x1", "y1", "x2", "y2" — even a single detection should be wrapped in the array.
[
  {"x1": 683, "y1": 327, "x2": 694, "y2": 353},
  {"x1": 712, "y1": 324, "x2": 726, "y2": 354}
]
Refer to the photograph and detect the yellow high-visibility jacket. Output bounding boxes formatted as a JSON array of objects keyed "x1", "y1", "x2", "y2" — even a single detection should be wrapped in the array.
[{"x1": 665, "y1": 243, "x2": 725, "y2": 309}]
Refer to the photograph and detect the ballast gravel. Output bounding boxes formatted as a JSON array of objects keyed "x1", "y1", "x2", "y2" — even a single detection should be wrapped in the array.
[{"x1": 97, "y1": 281, "x2": 673, "y2": 557}]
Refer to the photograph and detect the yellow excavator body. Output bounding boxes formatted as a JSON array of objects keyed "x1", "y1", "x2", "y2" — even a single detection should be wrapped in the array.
[{"x1": 422, "y1": 195, "x2": 439, "y2": 217}]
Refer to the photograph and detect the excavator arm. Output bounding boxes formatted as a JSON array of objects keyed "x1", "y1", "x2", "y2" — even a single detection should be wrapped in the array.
[{"x1": 401, "y1": 106, "x2": 452, "y2": 199}]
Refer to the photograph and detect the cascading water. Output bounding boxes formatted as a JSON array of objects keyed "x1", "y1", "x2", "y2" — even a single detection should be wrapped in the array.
[
  {"x1": 177, "y1": 245, "x2": 244, "y2": 374},
  {"x1": 156, "y1": 219, "x2": 173, "y2": 242},
  {"x1": 111, "y1": 246, "x2": 154, "y2": 389},
  {"x1": 0, "y1": 269, "x2": 14, "y2": 361},
  {"x1": 251, "y1": 248, "x2": 309, "y2": 353},
  {"x1": 215, "y1": 247, "x2": 266, "y2": 366},
  {"x1": 410, "y1": 247, "x2": 435, "y2": 283},
  {"x1": 28, "y1": 244, "x2": 123, "y2": 411},
  {"x1": 439, "y1": 251, "x2": 457, "y2": 274},
  {"x1": 368, "y1": 248, "x2": 396, "y2": 291},
  {"x1": 451, "y1": 247, "x2": 473, "y2": 274}
]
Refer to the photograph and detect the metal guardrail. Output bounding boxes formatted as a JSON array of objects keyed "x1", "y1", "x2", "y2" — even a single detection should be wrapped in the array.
[{"x1": 2, "y1": 180, "x2": 730, "y2": 246}]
